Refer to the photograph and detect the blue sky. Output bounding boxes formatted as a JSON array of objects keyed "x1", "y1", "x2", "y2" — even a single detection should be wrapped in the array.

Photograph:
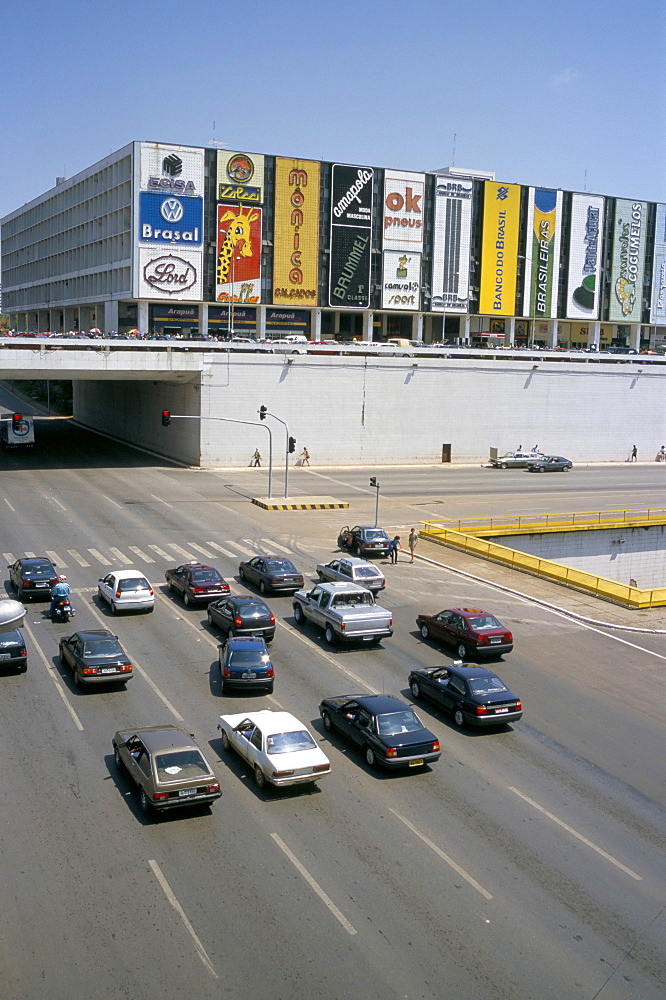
[{"x1": 1, "y1": 0, "x2": 664, "y2": 220}]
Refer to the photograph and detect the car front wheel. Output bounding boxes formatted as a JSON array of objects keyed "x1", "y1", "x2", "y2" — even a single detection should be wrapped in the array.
[
  {"x1": 562, "y1": 465, "x2": 570, "y2": 472},
  {"x1": 220, "y1": 730, "x2": 231, "y2": 751},
  {"x1": 322, "y1": 710, "x2": 332, "y2": 732},
  {"x1": 456, "y1": 642, "x2": 467, "y2": 659},
  {"x1": 293, "y1": 603, "x2": 304, "y2": 625},
  {"x1": 500, "y1": 462, "x2": 507, "y2": 469},
  {"x1": 365, "y1": 746, "x2": 376, "y2": 768},
  {"x1": 410, "y1": 679, "x2": 421, "y2": 699},
  {"x1": 140, "y1": 789, "x2": 151, "y2": 814},
  {"x1": 184, "y1": 592, "x2": 191, "y2": 607},
  {"x1": 538, "y1": 466, "x2": 545, "y2": 472},
  {"x1": 254, "y1": 766, "x2": 266, "y2": 789},
  {"x1": 325, "y1": 625, "x2": 336, "y2": 645},
  {"x1": 260, "y1": 581, "x2": 267, "y2": 595},
  {"x1": 114, "y1": 745, "x2": 124, "y2": 770},
  {"x1": 453, "y1": 708, "x2": 465, "y2": 728},
  {"x1": 420, "y1": 624, "x2": 430, "y2": 639}
]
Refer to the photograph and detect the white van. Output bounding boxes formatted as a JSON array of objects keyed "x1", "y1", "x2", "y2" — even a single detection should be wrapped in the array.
[{"x1": 1, "y1": 413, "x2": 35, "y2": 449}]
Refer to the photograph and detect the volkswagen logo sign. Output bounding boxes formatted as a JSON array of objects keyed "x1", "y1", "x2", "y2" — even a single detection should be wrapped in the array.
[{"x1": 161, "y1": 198, "x2": 184, "y2": 223}]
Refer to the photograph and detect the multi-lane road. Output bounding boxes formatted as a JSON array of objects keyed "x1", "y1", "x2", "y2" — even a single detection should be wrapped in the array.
[{"x1": 0, "y1": 415, "x2": 664, "y2": 1000}]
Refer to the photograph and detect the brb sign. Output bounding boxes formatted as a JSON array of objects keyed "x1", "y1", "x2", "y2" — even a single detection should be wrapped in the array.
[{"x1": 383, "y1": 169, "x2": 425, "y2": 252}]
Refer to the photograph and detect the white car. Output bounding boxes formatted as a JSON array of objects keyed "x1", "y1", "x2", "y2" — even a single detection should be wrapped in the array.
[
  {"x1": 217, "y1": 710, "x2": 331, "y2": 790},
  {"x1": 97, "y1": 569, "x2": 155, "y2": 615}
]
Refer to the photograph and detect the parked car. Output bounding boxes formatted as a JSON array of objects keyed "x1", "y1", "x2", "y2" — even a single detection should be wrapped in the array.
[
  {"x1": 112, "y1": 725, "x2": 222, "y2": 815},
  {"x1": 293, "y1": 581, "x2": 393, "y2": 646},
  {"x1": 218, "y1": 636, "x2": 274, "y2": 693},
  {"x1": 207, "y1": 595, "x2": 276, "y2": 641},
  {"x1": 8, "y1": 557, "x2": 58, "y2": 600},
  {"x1": 239, "y1": 556, "x2": 304, "y2": 594},
  {"x1": 526, "y1": 455, "x2": 573, "y2": 472},
  {"x1": 0, "y1": 628, "x2": 28, "y2": 672},
  {"x1": 416, "y1": 607, "x2": 513, "y2": 659},
  {"x1": 337, "y1": 525, "x2": 391, "y2": 558},
  {"x1": 408, "y1": 663, "x2": 523, "y2": 728},
  {"x1": 319, "y1": 694, "x2": 441, "y2": 769},
  {"x1": 165, "y1": 562, "x2": 230, "y2": 605},
  {"x1": 97, "y1": 570, "x2": 155, "y2": 615},
  {"x1": 59, "y1": 629, "x2": 133, "y2": 687},
  {"x1": 316, "y1": 556, "x2": 386, "y2": 593},
  {"x1": 218, "y1": 710, "x2": 331, "y2": 789},
  {"x1": 489, "y1": 450, "x2": 544, "y2": 469}
]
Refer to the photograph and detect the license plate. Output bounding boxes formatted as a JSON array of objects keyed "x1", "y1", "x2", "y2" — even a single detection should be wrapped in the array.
[
  {"x1": 35, "y1": 583, "x2": 48, "y2": 588},
  {"x1": 490, "y1": 637, "x2": 502, "y2": 644},
  {"x1": 494, "y1": 708, "x2": 509, "y2": 714},
  {"x1": 101, "y1": 667, "x2": 118, "y2": 674},
  {"x1": 409, "y1": 759, "x2": 424, "y2": 767},
  {"x1": 0, "y1": 653, "x2": 11, "y2": 660},
  {"x1": 178, "y1": 788, "x2": 197, "y2": 798},
  {"x1": 362, "y1": 636, "x2": 374, "y2": 642},
  {"x1": 242, "y1": 671, "x2": 256, "y2": 679}
]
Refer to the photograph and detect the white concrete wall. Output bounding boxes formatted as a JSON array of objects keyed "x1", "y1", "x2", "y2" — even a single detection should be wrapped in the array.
[{"x1": 499, "y1": 525, "x2": 666, "y2": 589}]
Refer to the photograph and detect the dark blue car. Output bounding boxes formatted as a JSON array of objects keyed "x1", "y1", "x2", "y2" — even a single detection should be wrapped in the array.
[{"x1": 218, "y1": 636, "x2": 274, "y2": 694}]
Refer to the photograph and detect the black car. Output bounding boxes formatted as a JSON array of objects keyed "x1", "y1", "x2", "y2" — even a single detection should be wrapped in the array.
[
  {"x1": 0, "y1": 628, "x2": 28, "y2": 672},
  {"x1": 238, "y1": 556, "x2": 304, "y2": 595},
  {"x1": 218, "y1": 636, "x2": 274, "y2": 693},
  {"x1": 165, "y1": 562, "x2": 231, "y2": 606},
  {"x1": 337, "y1": 525, "x2": 391, "y2": 558},
  {"x1": 59, "y1": 629, "x2": 133, "y2": 687},
  {"x1": 8, "y1": 557, "x2": 58, "y2": 600},
  {"x1": 408, "y1": 663, "x2": 523, "y2": 728},
  {"x1": 319, "y1": 693, "x2": 441, "y2": 769},
  {"x1": 207, "y1": 596, "x2": 276, "y2": 642}
]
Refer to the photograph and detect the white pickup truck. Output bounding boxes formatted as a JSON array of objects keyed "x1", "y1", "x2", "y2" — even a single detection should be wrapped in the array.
[{"x1": 292, "y1": 581, "x2": 393, "y2": 646}]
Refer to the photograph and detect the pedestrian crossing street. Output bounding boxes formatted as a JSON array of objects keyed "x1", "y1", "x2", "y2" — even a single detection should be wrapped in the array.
[{"x1": 3, "y1": 536, "x2": 302, "y2": 572}]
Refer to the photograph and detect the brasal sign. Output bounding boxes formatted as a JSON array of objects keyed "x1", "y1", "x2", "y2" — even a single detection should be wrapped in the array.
[{"x1": 143, "y1": 255, "x2": 197, "y2": 294}]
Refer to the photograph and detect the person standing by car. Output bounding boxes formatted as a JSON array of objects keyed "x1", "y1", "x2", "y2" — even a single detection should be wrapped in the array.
[
  {"x1": 408, "y1": 528, "x2": 419, "y2": 563},
  {"x1": 387, "y1": 536, "x2": 401, "y2": 564},
  {"x1": 50, "y1": 575, "x2": 71, "y2": 618}
]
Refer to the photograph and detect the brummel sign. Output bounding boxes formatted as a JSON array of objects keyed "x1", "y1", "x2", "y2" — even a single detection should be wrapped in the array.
[{"x1": 329, "y1": 164, "x2": 374, "y2": 308}]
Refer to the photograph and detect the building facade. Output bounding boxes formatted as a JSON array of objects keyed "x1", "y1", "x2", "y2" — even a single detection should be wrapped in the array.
[{"x1": 2, "y1": 141, "x2": 665, "y2": 350}]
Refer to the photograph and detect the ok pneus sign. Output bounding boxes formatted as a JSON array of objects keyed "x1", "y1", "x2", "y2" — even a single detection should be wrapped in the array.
[
  {"x1": 329, "y1": 164, "x2": 374, "y2": 307},
  {"x1": 382, "y1": 170, "x2": 425, "y2": 309}
]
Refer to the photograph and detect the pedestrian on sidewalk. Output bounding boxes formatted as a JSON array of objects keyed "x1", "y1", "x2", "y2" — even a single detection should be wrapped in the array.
[
  {"x1": 299, "y1": 447, "x2": 310, "y2": 466},
  {"x1": 387, "y1": 535, "x2": 401, "y2": 564},
  {"x1": 408, "y1": 528, "x2": 419, "y2": 563},
  {"x1": 251, "y1": 448, "x2": 261, "y2": 467},
  {"x1": 630, "y1": 444, "x2": 638, "y2": 462}
]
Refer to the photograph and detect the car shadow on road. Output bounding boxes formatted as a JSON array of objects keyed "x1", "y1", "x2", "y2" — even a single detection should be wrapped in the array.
[
  {"x1": 103, "y1": 753, "x2": 214, "y2": 825},
  {"x1": 309, "y1": 717, "x2": 438, "y2": 779}
]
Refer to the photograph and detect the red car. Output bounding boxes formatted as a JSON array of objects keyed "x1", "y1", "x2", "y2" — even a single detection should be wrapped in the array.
[{"x1": 416, "y1": 607, "x2": 513, "y2": 659}]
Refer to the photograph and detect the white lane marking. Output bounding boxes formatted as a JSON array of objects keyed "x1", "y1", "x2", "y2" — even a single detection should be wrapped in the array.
[
  {"x1": 20, "y1": 619, "x2": 84, "y2": 732},
  {"x1": 102, "y1": 494, "x2": 122, "y2": 508},
  {"x1": 3, "y1": 553, "x2": 15, "y2": 563},
  {"x1": 151, "y1": 493, "x2": 174, "y2": 508},
  {"x1": 51, "y1": 497, "x2": 67, "y2": 511},
  {"x1": 46, "y1": 550, "x2": 67, "y2": 568},
  {"x1": 149, "y1": 544, "x2": 171, "y2": 560},
  {"x1": 509, "y1": 787, "x2": 643, "y2": 881},
  {"x1": 188, "y1": 542, "x2": 214, "y2": 560},
  {"x1": 148, "y1": 860, "x2": 218, "y2": 979},
  {"x1": 226, "y1": 540, "x2": 257, "y2": 556},
  {"x1": 25, "y1": 551, "x2": 36, "y2": 558},
  {"x1": 270, "y1": 833, "x2": 357, "y2": 936},
  {"x1": 544, "y1": 609, "x2": 666, "y2": 660},
  {"x1": 277, "y1": 619, "x2": 378, "y2": 692},
  {"x1": 207, "y1": 541, "x2": 237, "y2": 558},
  {"x1": 88, "y1": 548, "x2": 112, "y2": 566},
  {"x1": 67, "y1": 550, "x2": 90, "y2": 567},
  {"x1": 4, "y1": 499, "x2": 15, "y2": 512},
  {"x1": 154, "y1": 591, "x2": 219, "y2": 651},
  {"x1": 85, "y1": 600, "x2": 184, "y2": 721},
  {"x1": 129, "y1": 546, "x2": 155, "y2": 563},
  {"x1": 168, "y1": 542, "x2": 197, "y2": 560},
  {"x1": 260, "y1": 538, "x2": 293, "y2": 554},
  {"x1": 109, "y1": 546, "x2": 133, "y2": 566},
  {"x1": 390, "y1": 809, "x2": 493, "y2": 900}
]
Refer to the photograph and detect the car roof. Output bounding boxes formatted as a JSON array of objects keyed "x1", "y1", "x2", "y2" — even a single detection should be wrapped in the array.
[
  {"x1": 70, "y1": 629, "x2": 115, "y2": 641},
  {"x1": 220, "y1": 710, "x2": 308, "y2": 734},
  {"x1": 340, "y1": 557, "x2": 380, "y2": 568},
  {"x1": 117, "y1": 726, "x2": 200, "y2": 753},
  {"x1": 343, "y1": 694, "x2": 409, "y2": 713},
  {"x1": 449, "y1": 607, "x2": 491, "y2": 616},
  {"x1": 109, "y1": 569, "x2": 150, "y2": 579},
  {"x1": 316, "y1": 581, "x2": 373, "y2": 593},
  {"x1": 354, "y1": 525, "x2": 387, "y2": 531},
  {"x1": 225, "y1": 636, "x2": 267, "y2": 649},
  {"x1": 230, "y1": 595, "x2": 269, "y2": 605},
  {"x1": 18, "y1": 557, "x2": 54, "y2": 566},
  {"x1": 179, "y1": 562, "x2": 216, "y2": 572},
  {"x1": 447, "y1": 664, "x2": 503, "y2": 680}
]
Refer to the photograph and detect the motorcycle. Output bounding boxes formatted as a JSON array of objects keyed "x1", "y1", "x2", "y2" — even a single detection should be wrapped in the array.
[{"x1": 52, "y1": 598, "x2": 75, "y2": 623}]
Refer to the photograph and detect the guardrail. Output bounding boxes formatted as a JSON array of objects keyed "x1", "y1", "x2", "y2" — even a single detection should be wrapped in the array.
[
  {"x1": 420, "y1": 519, "x2": 666, "y2": 609},
  {"x1": 430, "y1": 508, "x2": 666, "y2": 535}
]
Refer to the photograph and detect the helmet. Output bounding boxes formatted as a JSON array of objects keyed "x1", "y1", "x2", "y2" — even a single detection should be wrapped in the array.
[{"x1": 58, "y1": 575, "x2": 67, "y2": 582}]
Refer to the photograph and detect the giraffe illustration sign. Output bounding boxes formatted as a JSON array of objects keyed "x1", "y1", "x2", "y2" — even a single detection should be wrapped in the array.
[
  {"x1": 216, "y1": 204, "x2": 262, "y2": 303},
  {"x1": 273, "y1": 158, "x2": 320, "y2": 306}
]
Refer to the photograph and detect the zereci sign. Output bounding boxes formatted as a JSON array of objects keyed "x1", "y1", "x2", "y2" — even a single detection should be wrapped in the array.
[{"x1": 139, "y1": 192, "x2": 203, "y2": 245}]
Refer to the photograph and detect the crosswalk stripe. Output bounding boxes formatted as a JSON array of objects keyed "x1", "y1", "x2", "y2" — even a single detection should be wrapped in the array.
[
  {"x1": 168, "y1": 542, "x2": 197, "y2": 560},
  {"x1": 260, "y1": 538, "x2": 293, "y2": 554},
  {"x1": 3, "y1": 553, "x2": 15, "y2": 564},
  {"x1": 88, "y1": 548, "x2": 112, "y2": 566},
  {"x1": 68, "y1": 550, "x2": 90, "y2": 567},
  {"x1": 109, "y1": 547, "x2": 133, "y2": 565},
  {"x1": 129, "y1": 546, "x2": 155, "y2": 564},
  {"x1": 149, "y1": 545, "x2": 171, "y2": 560},
  {"x1": 188, "y1": 542, "x2": 214, "y2": 560},
  {"x1": 226, "y1": 540, "x2": 259, "y2": 556},
  {"x1": 207, "y1": 541, "x2": 237, "y2": 558},
  {"x1": 24, "y1": 551, "x2": 36, "y2": 559},
  {"x1": 45, "y1": 550, "x2": 67, "y2": 569}
]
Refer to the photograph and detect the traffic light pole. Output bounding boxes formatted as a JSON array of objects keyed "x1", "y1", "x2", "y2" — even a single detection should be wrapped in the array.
[
  {"x1": 370, "y1": 477, "x2": 380, "y2": 526},
  {"x1": 261, "y1": 412, "x2": 291, "y2": 499}
]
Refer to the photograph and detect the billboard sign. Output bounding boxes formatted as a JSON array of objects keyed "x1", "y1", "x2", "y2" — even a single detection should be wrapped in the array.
[
  {"x1": 565, "y1": 194, "x2": 605, "y2": 319},
  {"x1": 431, "y1": 177, "x2": 473, "y2": 313},
  {"x1": 138, "y1": 192, "x2": 203, "y2": 245},
  {"x1": 650, "y1": 204, "x2": 666, "y2": 324},
  {"x1": 137, "y1": 247, "x2": 202, "y2": 300},
  {"x1": 217, "y1": 150, "x2": 265, "y2": 204},
  {"x1": 479, "y1": 182, "x2": 521, "y2": 315},
  {"x1": 382, "y1": 250, "x2": 422, "y2": 310},
  {"x1": 216, "y1": 204, "x2": 262, "y2": 304},
  {"x1": 329, "y1": 164, "x2": 374, "y2": 308},
  {"x1": 273, "y1": 158, "x2": 320, "y2": 306},
  {"x1": 523, "y1": 188, "x2": 563, "y2": 319},
  {"x1": 608, "y1": 199, "x2": 648, "y2": 322},
  {"x1": 383, "y1": 169, "x2": 425, "y2": 252},
  {"x1": 140, "y1": 143, "x2": 204, "y2": 196}
]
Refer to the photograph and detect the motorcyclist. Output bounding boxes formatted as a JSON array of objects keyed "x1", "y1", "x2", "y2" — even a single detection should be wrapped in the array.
[{"x1": 50, "y1": 575, "x2": 72, "y2": 618}]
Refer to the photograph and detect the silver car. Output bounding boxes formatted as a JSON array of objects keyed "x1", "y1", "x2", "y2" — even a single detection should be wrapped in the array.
[
  {"x1": 316, "y1": 556, "x2": 386, "y2": 593},
  {"x1": 489, "y1": 450, "x2": 545, "y2": 469}
]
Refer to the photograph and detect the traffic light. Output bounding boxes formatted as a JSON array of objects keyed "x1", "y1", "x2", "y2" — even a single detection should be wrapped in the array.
[
  {"x1": 12, "y1": 413, "x2": 22, "y2": 430},
  {"x1": 259, "y1": 405, "x2": 267, "y2": 421},
  {"x1": 370, "y1": 477, "x2": 378, "y2": 487},
  {"x1": 161, "y1": 410, "x2": 171, "y2": 427},
  {"x1": 288, "y1": 436, "x2": 296, "y2": 454}
]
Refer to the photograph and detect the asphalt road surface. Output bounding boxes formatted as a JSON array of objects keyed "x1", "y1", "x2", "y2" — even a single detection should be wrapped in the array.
[{"x1": 0, "y1": 415, "x2": 664, "y2": 1000}]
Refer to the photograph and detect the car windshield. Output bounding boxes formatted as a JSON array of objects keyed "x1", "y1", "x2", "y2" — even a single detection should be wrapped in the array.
[
  {"x1": 364, "y1": 530, "x2": 387, "y2": 540},
  {"x1": 265, "y1": 560, "x2": 296, "y2": 573},
  {"x1": 228, "y1": 650, "x2": 269, "y2": 664},
  {"x1": 354, "y1": 567, "x2": 380, "y2": 578},
  {"x1": 155, "y1": 749, "x2": 210, "y2": 782},
  {"x1": 0, "y1": 631, "x2": 22, "y2": 646},
  {"x1": 376, "y1": 710, "x2": 423, "y2": 735},
  {"x1": 469, "y1": 677, "x2": 509, "y2": 695},
  {"x1": 83, "y1": 638, "x2": 123, "y2": 658},
  {"x1": 467, "y1": 616, "x2": 502, "y2": 630},
  {"x1": 266, "y1": 730, "x2": 317, "y2": 755},
  {"x1": 191, "y1": 570, "x2": 222, "y2": 583},
  {"x1": 118, "y1": 577, "x2": 150, "y2": 591},
  {"x1": 237, "y1": 602, "x2": 268, "y2": 615}
]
